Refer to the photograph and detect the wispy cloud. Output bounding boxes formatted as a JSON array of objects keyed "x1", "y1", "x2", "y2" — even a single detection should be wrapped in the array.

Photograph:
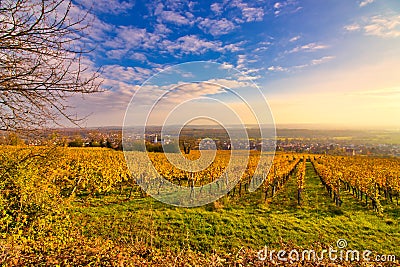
[
  {"x1": 345, "y1": 15, "x2": 400, "y2": 38},
  {"x1": 364, "y1": 15, "x2": 400, "y2": 38},
  {"x1": 219, "y1": 63, "x2": 234, "y2": 69},
  {"x1": 288, "y1": 42, "x2": 329, "y2": 53},
  {"x1": 349, "y1": 87, "x2": 400, "y2": 97},
  {"x1": 234, "y1": 66, "x2": 264, "y2": 81},
  {"x1": 310, "y1": 56, "x2": 335, "y2": 65},
  {"x1": 165, "y1": 83, "x2": 224, "y2": 102},
  {"x1": 103, "y1": 26, "x2": 162, "y2": 58},
  {"x1": 253, "y1": 41, "x2": 271, "y2": 53},
  {"x1": 102, "y1": 65, "x2": 152, "y2": 83},
  {"x1": 289, "y1": 35, "x2": 301, "y2": 42},
  {"x1": 359, "y1": 0, "x2": 374, "y2": 7},
  {"x1": 293, "y1": 56, "x2": 335, "y2": 69},
  {"x1": 268, "y1": 65, "x2": 287, "y2": 72},
  {"x1": 236, "y1": 54, "x2": 247, "y2": 69},
  {"x1": 106, "y1": 50, "x2": 149, "y2": 63},
  {"x1": 66, "y1": 2, "x2": 115, "y2": 46},
  {"x1": 206, "y1": 79, "x2": 252, "y2": 89},
  {"x1": 344, "y1": 24, "x2": 361, "y2": 31},
  {"x1": 120, "y1": 78, "x2": 253, "y2": 110},
  {"x1": 273, "y1": 0, "x2": 302, "y2": 16},
  {"x1": 268, "y1": 56, "x2": 334, "y2": 72},
  {"x1": 75, "y1": 0, "x2": 134, "y2": 15}
]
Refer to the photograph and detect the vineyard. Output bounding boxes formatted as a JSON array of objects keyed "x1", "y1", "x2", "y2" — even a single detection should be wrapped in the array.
[{"x1": 0, "y1": 146, "x2": 399, "y2": 265}]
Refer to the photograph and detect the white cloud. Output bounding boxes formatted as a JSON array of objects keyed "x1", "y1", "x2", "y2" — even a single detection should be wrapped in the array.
[
  {"x1": 207, "y1": 78, "x2": 252, "y2": 89},
  {"x1": 228, "y1": 0, "x2": 265, "y2": 22},
  {"x1": 234, "y1": 54, "x2": 258, "y2": 72},
  {"x1": 253, "y1": 41, "x2": 271, "y2": 52},
  {"x1": 210, "y1": 3, "x2": 223, "y2": 15},
  {"x1": 152, "y1": 1, "x2": 195, "y2": 26},
  {"x1": 154, "y1": 3, "x2": 164, "y2": 15},
  {"x1": 162, "y1": 35, "x2": 223, "y2": 55},
  {"x1": 289, "y1": 35, "x2": 301, "y2": 42},
  {"x1": 160, "y1": 10, "x2": 193, "y2": 25},
  {"x1": 105, "y1": 26, "x2": 162, "y2": 52},
  {"x1": 219, "y1": 63, "x2": 234, "y2": 69},
  {"x1": 75, "y1": 0, "x2": 134, "y2": 15},
  {"x1": 228, "y1": 65, "x2": 264, "y2": 81},
  {"x1": 105, "y1": 26, "x2": 243, "y2": 58},
  {"x1": 267, "y1": 56, "x2": 334, "y2": 72},
  {"x1": 241, "y1": 7, "x2": 264, "y2": 22},
  {"x1": 223, "y1": 42, "x2": 245, "y2": 52},
  {"x1": 344, "y1": 24, "x2": 361, "y2": 31},
  {"x1": 74, "y1": 74, "x2": 255, "y2": 126},
  {"x1": 237, "y1": 75, "x2": 261, "y2": 81},
  {"x1": 267, "y1": 66, "x2": 287, "y2": 72},
  {"x1": 198, "y1": 18, "x2": 236, "y2": 36},
  {"x1": 359, "y1": 0, "x2": 374, "y2": 7},
  {"x1": 363, "y1": 15, "x2": 400, "y2": 38},
  {"x1": 273, "y1": 0, "x2": 301, "y2": 16},
  {"x1": 170, "y1": 82, "x2": 223, "y2": 97},
  {"x1": 162, "y1": 0, "x2": 192, "y2": 12},
  {"x1": 346, "y1": 15, "x2": 400, "y2": 38},
  {"x1": 242, "y1": 67, "x2": 263, "y2": 75},
  {"x1": 310, "y1": 56, "x2": 335, "y2": 65},
  {"x1": 237, "y1": 54, "x2": 247, "y2": 69},
  {"x1": 253, "y1": 46, "x2": 269, "y2": 52},
  {"x1": 65, "y1": 2, "x2": 115, "y2": 46},
  {"x1": 102, "y1": 65, "x2": 152, "y2": 83},
  {"x1": 72, "y1": 63, "x2": 147, "y2": 118},
  {"x1": 154, "y1": 23, "x2": 172, "y2": 35},
  {"x1": 289, "y1": 42, "x2": 329, "y2": 53},
  {"x1": 130, "y1": 52, "x2": 148, "y2": 62},
  {"x1": 103, "y1": 81, "x2": 139, "y2": 99},
  {"x1": 293, "y1": 56, "x2": 335, "y2": 69},
  {"x1": 106, "y1": 49, "x2": 128, "y2": 59},
  {"x1": 188, "y1": 1, "x2": 197, "y2": 12},
  {"x1": 126, "y1": 79, "x2": 252, "y2": 108}
]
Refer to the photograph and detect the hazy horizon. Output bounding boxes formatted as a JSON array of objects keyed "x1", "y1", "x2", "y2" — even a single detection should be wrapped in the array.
[{"x1": 52, "y1": 123, "x2": 400, "y2": 132}]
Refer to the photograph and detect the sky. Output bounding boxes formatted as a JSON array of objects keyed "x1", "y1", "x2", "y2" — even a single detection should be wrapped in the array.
[{"x1": 69, "y1": 0, "x2": 400, "y2": 129}]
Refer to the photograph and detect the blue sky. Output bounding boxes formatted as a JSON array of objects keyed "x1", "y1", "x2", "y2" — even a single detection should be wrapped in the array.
[{"x1": 70, "y1": 0, "x2": 400, "y2": 128}]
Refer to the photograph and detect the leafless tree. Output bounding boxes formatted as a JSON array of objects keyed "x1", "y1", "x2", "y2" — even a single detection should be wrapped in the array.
[{"x1": 0, "y1": 0, "x2": 102, "y2": 132}]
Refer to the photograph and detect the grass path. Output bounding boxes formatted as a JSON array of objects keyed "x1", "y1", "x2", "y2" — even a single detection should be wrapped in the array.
[{"x1": 268, "y1": 162, "x2": 344, "y2": 216}]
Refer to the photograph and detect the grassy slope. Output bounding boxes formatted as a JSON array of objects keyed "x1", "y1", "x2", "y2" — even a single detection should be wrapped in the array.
[{"x1": 67, "y1": 162, "x2": 400, "y2": 260}]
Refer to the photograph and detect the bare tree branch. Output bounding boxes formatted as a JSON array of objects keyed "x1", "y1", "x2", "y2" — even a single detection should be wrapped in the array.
[{"x1": 0, "y1": 0, "x2": 103, "y2": 132}]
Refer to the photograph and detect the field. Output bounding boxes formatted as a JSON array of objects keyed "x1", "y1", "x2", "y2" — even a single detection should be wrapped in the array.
[{"x1": 0, "y1": 146, "x2": 399, "y2": 266}]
